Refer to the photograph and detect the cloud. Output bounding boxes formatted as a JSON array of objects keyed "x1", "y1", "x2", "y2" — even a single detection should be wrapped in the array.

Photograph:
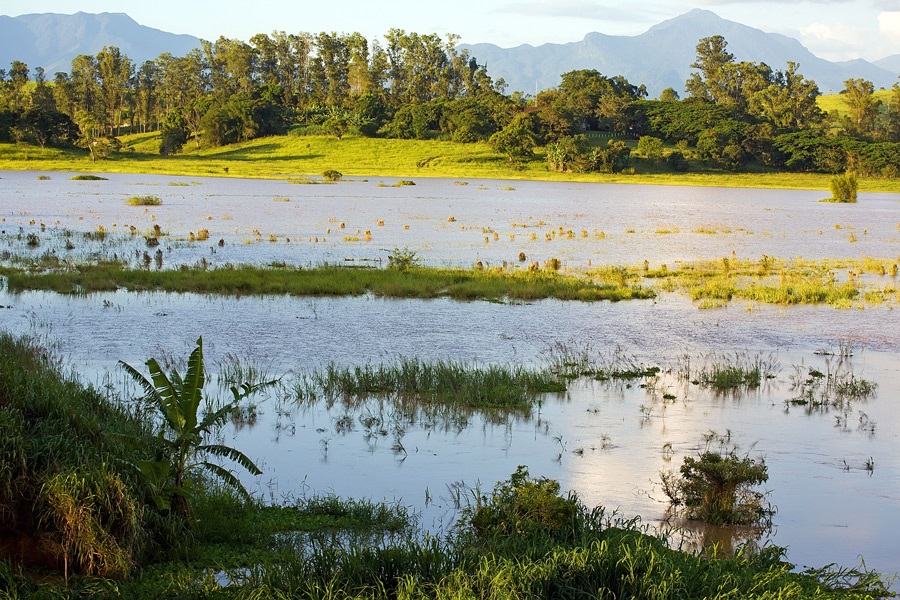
[{"x1": 796, "y1": 21, "x2": 870, "y2": 60}]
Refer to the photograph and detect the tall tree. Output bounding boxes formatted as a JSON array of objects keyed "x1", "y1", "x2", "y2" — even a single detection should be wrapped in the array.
[
  {"x1": 685, "y1": 35, "x2": 734, "y2": 102},
  {"x1": 842, "y1": 78, "x2": 880, "y2": 137}
]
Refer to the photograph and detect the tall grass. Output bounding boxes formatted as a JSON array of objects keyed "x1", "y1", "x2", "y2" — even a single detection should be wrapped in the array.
[
  {"x1": 308, "y1": 357, "x2": 565, "y2": 411},
  {"x1": 0, "y1": 333, "x2": 162, "y2": 577}
]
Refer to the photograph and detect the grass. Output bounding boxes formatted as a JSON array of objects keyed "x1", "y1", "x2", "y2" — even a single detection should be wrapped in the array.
[
  {"x1": 307, "y1": 357, "x2": 566, "y2": 411},
  {"x1": 126, "y1": 194, "x2": 162, "y2": 206},
  {"x1": 3, "y1": 133, "x2": 900, "y2": 192},
  {"x1": 817, "y1": 90, "x2": 895, "y2": 117},
  {"x1": 0, "y1": 262, "x2": 655, "y2": 303}
]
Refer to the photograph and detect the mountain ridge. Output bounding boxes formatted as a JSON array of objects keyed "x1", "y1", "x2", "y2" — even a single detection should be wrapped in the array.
[
  {"x1": 461, "y1": 9, "x2": 898, "y2": 97},
  {"x1": 0, "y1": 10, "x2": 897, "y2": 97},
  {"x1": 0, "y1": 11, "x2": 201, "y2": 75}
]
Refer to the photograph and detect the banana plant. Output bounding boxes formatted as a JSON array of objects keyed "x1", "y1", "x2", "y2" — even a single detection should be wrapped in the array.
[{"x1": 120, "y1": 337, "x2": 274, "y2": 517}]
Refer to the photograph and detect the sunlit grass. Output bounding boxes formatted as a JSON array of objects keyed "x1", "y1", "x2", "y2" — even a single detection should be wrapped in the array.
[{"x1": 3, "y1": 135, "x2": 900, "y2": 192}]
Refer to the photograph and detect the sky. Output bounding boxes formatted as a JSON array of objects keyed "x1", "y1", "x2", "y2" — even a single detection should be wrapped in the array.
[{"x1": 3, "y1": 0, "x2": 900, "y2": 62}]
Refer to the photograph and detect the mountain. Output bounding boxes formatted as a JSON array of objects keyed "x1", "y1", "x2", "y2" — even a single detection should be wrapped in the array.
[
  {"x1": 0, "y1": 12, "x2": 201, "y2": 75},
  {"x1": 462, "y1": 9, "x2": 898, "y2": 97},
  {"x1": 874, "y1": 54, "x2": 900, "y2": 78}
]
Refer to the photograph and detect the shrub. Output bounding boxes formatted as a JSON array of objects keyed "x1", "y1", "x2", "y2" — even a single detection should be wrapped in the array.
[
  {"x1": 465, "y1": 466, "x2": 579, "y2": 541},
  {"x1": 661, "y1": 451, "x2": 771, "y2": 526},
  {"x1": 829, "y1": 173, "x2": 858, "y2": 202},
  {"x1": 126, "y1": 195, "x2": 162, "y2": 206},
  {"x1": 387, "y1": 246, "x2": 421, "y2": 271},
  {"x1": 322, "y1": 169, "x2": 343, "y2": 181},
  {"x1": 69, "y1": 175, "x2": 107, "y2": 181}
]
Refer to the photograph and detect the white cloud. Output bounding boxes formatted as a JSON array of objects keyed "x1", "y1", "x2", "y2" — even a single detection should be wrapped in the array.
[{"x1": 796, "y1": 21, "x2": 869, "y2": 60}]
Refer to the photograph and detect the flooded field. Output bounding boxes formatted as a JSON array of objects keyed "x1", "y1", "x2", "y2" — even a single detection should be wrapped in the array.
[{"x1": 1, "y1": 170, "x2": 899, "y2": 580}]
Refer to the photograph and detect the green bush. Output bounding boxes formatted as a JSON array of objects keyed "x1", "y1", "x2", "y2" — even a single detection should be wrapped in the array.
[
  {"x1": 322, "y1": 169, "x2": 343, "y2": 181},
  {"x1": 662, "y1": 451, "x2": 771, "y2": 525},
  {"x1": 465, "y1": 466, "x2": 579, "y2": 541},
  {"x1": 829, "y1": 172, "x2": 858, "y2": 202}
]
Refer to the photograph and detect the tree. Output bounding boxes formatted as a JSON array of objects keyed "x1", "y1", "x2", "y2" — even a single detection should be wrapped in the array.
[
  {"x1": 119, "y1": 337, "x2": 272, "y2": 518},
  {"x1": 636, "y1": 135, "x2": 664, "y2": 159},
  {"x1": 659, "y1": 87, "x2": 679, "y2": 102},
  {"x1": 490, "y1": 113, "x2": 540, "y2": 166},
  {"x1": 8, "y1": 60, "x2": 29, "y2": 109},
  {"x1": 842, "y1": 78, "x2": 880, "y2": 137},
  {"x1": 685, "y1": 36, "x2": 734, "y2": 102}
]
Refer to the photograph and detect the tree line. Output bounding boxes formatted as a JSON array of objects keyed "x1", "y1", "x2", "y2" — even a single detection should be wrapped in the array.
[{"x1": 1, "y1": 31, "x2": 899, "y2": 176}]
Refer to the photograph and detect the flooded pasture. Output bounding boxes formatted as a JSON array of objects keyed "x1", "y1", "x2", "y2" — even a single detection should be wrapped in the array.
[{"x1": 1, "y1": 170, "x2": 899, "y2": 580}]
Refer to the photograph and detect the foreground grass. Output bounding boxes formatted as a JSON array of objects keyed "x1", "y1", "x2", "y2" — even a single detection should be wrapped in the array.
[
  {"x1": 0, "y1": 262, "x2": 654, "y2": 302},
  {"x1": 3, "y1": 134, "x2": 900, "y2": 192}
]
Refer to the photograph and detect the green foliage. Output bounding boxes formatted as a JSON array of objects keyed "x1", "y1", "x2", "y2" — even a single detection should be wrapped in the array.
[
  {"x1": 636, "y1": 135, "x2": 664, "y2": 159},
  {"x1": 662, "y1": 451, "x2": 771, "y2": 525},
  {"x1": 0, "y1": 262, "x2": 655, "y2": 303},
  {"x1": 119, "y1": 337, "x2": 271, "y2": 518},
  {"x1": 465, "y1": 466, "x2": 579, "y2": 541},
  {"x1": 322, "y1": 169, "x2": 343, "y2": 181},
  {"x1": 387, "y1": 246, "x2": 421, "y2": 271},
  {"x1": 829, "y1": 172, "x2": 858, "y2": 202},
  {"x1": 126, "y1": 194, "x2": 162, "y2": 206},
  {"x1": 69, "y1": 174, "x2": 107, "y2": 180}
]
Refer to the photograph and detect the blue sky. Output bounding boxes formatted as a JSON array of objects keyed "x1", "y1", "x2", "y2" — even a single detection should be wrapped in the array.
[{"x1": 4, "y1": 0, "x2": 900, "y2": 61}]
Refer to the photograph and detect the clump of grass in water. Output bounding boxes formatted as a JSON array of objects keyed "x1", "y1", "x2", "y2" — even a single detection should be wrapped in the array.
[
  {"x1": 686, "y1": 352, "x2": 779, "y2": 392},
  {"x1": 126, "y1": 194, "x2": 162, "y2": 206},
  {"x1": 69, "y1": 174, "x2": 107, "y2": 181},
  {"x1": 309, "y1": 357, "x2": 565, "y2": 411},
  {"x1": 787, "y1": 360, "x2": 877, "y2": 411}
]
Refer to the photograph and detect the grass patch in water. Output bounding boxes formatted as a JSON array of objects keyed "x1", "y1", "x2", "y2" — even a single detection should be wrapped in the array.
[
  {"x1": 0, "y1": 263, "x2": 654, "y2": 303},
  {"x1": 308, "y1": 357, "x2": 565, "y2": 411},
  {"x1": 68, "y1": 174, "x2": 107, "y2": 180},
  {"x1": 126, "y1": 194, "x2": 162, "y2": 206}
]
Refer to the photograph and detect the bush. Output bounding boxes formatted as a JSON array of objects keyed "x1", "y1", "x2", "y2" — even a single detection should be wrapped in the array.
[
  {"x1": 322, "y1": 169, "x2": 343, "y2": 181},
  {"x1": 126, "y1": 195, "x2": 162, "y2": 206},
  {"x1": 661, "y1": 451, "x2": 771, "y2": 526},
  {"x1": 464, "y1": 466, "x2": 579, "y2": 541},
  {"x1": 829, "y1": 172, "x2": 858, "y2": 202}
]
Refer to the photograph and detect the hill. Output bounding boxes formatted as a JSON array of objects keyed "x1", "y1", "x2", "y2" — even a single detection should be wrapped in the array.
[
  {"x1": 463, "y1": 9, "x2": 899, "y2": 97},
  {"x1": 0, "y1": 12, "x2": 201, "y2": 75}
]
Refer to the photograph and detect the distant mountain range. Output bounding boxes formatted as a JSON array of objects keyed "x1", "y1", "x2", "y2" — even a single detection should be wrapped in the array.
[
  {"x1": 461, "y1": 9, "x2": 899, "y2": 97},
  {"x1": 1, "y1": 10, "x2": 897, "y2": 97},
  {"x1": 0, "y1": 12, "x2": 200, "y2": 75}
]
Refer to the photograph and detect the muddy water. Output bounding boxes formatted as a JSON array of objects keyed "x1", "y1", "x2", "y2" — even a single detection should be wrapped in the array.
[{"x1": 1, "y1": 170, "x2": 900, "y2": 580}]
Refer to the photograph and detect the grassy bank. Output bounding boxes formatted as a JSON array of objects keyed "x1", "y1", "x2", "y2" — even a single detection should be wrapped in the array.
[
  {"x1": 3, "y1": 134, "x2": 900, "y2": 192},
  {"x1": 0, "y1": 262, "x2": 654, "y2": 302}
]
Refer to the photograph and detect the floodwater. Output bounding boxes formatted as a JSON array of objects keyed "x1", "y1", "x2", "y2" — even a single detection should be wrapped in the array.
[{"x1": 1, "y1": 170, "x2": 899, "y2": 581}]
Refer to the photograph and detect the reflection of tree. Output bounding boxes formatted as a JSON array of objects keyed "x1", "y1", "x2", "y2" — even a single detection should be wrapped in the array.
[{"x1": 659, "y1": 513, "x2": 772, "y2": 558}]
